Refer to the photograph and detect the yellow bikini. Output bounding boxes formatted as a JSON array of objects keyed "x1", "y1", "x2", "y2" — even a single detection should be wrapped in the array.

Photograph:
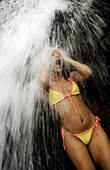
[
  {"x1": 49, "y1": 78, "x2": 100, "y2": 149},
  {"x1": 49, "y1": 77, "x2": 80, "y2": 114},
  {"x1": 61, "y1": 116, "x2": 100, "y2": 150}
]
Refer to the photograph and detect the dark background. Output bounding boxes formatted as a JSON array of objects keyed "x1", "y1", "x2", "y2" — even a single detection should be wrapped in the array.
[
  {"x1": 33, "y1": 0, "x2": 110, "y2": 170},
  {"x1": 0, "y1": 0, "x2": 109, "y2": 169}
]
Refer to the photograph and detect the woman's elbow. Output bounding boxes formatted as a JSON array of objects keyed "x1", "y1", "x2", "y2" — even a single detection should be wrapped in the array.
[
  {"x1": 85, "y1": 68, "x2": 93, "y2": 79},
  {"x1": 88, "y1": 67, "x2": 93, "y2": 75}
]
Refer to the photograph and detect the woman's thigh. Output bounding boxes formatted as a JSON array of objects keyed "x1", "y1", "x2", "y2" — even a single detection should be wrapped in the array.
[
  {"x1": 64, "y1": 131, "x2": 96, "y2": 170},
  {"x1": 88, "y1": 123, "x2": 110, "y2": 170}
]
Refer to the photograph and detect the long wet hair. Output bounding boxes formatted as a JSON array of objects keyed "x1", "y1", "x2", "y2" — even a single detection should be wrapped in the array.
[{"x1": 47, "y1": 47, "x2": 71, "y2": 79}]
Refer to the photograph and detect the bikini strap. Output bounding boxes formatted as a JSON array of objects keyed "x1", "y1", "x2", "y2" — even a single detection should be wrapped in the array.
[
  {"x1": 66, "y1": 95, "x2": 78, "y2": 114},
  {"x1": 49, "y1": 79, "x2": 51, "y2": 88},
  {"x1": 95, "y1": 116, "x2": 100, "y2": 135},
  {"x1": 68, "y1": 77, "x2": 73, "y2": 82},
  {"x1": 68, "y1": 77, "x2": 74, "y2": 95},
  {"x1": 61, "y1": 128, "x2": 66, "y2": 150},
  {"x1": 67, "y1": 77, "x2": 78, "y2": 114}
]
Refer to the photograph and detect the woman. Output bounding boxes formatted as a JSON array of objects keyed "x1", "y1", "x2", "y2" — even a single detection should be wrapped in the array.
[{"x1": 39, "y1": 48, "x2": 110, "y2": 170}]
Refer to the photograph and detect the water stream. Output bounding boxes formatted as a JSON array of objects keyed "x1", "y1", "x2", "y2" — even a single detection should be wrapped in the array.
[{"x1": 0, "y1": 0, "x2": 109, "y2": 169}]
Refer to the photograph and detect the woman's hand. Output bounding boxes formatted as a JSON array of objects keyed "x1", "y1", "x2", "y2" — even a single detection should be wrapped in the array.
[
  {"x1": 62, "y1": 56, "x2": 71, "y2": 62},
  {"x1": 63, "y1": 56, "x2": 93, "y2": 82}
]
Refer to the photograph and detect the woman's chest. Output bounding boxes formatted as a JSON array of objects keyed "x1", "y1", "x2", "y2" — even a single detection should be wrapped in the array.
[{"x1": 51, "y1": 79, "x2": 72, "y2": 95}]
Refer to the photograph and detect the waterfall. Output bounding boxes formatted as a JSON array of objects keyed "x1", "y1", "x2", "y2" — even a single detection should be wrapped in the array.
[{"x1": 0, "y1": 0, "x2": 109, "y2": 169}]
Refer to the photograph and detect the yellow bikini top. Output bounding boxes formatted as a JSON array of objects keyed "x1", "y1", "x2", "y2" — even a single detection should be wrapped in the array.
[{"x1": 49, "y1": 77, "x2": 80, "y2": 114}]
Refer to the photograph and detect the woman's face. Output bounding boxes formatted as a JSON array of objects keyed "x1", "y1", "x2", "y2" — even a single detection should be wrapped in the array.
[{"x1": 49, "y1": 51, "x2": 63, "y2": 72}]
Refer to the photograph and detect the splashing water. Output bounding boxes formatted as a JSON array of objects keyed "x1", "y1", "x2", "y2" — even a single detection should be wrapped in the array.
[
  {"x1": 0, "y1": 0, "x2": 109, "y2": 169},
  {"x1": 0, "y1": 0, "x2": 69, "y2": 169}
]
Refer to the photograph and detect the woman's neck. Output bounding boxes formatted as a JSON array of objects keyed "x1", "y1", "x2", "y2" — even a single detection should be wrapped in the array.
[{"x1": 50, "y1": 70, "x2": 63, "y2": 81}]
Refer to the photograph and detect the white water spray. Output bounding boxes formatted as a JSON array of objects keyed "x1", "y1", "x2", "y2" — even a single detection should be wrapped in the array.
[
  {"x1": 0, "y1": 0, "x2": 69, "y2": 169},
  {"x1": 0, "y1": 0, "x2": 108, "y2": 169}
]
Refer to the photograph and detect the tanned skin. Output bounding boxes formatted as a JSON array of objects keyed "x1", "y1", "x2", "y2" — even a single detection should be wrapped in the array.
[{"x1": 39, "y1": 49, "x2": 110, "y2": 170}]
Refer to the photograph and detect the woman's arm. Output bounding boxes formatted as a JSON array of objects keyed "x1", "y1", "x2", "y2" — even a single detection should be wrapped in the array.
[
  {"x1": 38, "y1": 61, "x2": 50, "y2": 90},
  {"x1": 39, "y1": 64, "x2": 49, "y2": 84},
  {"x1": 64, "y1": 57, "x2": 93, "y2": 82}
]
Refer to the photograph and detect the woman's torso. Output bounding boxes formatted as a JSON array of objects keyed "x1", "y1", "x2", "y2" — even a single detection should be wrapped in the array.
[{"x1": 46, "y1": 77, "x2": 95, "y2": 134}]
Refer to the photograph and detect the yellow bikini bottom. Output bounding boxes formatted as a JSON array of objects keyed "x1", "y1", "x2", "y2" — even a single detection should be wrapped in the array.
[{"x1": 61, "y1": 116, "x2": 100, "y2": 150}]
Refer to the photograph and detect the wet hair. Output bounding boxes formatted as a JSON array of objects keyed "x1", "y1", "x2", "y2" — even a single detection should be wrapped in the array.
[
  {"x1": 47, "y1": 47, "x2": 71, "y2": 79},
  {"x1": 47, "y1": 47, "x2": 65, "y2": 59}
]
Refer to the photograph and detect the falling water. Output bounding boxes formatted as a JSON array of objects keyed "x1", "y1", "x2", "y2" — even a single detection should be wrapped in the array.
[{"x1": 0, "y1": 0, "x2": 109, "y2": 169}]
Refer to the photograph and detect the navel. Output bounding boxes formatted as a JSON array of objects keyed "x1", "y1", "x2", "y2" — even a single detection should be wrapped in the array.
[{"x1": 81, "y1": 118, "x2": 84, "y2": 123}]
